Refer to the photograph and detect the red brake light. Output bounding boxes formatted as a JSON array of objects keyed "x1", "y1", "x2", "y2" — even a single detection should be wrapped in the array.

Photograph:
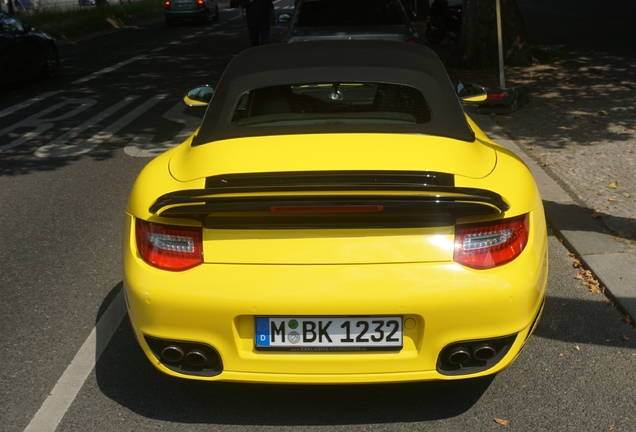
[
  {"x1": 454, "y1": 214, "x2": 529, "y2": 269},
  {"x1": 164, "y1": 0, "x2": 170, "y2": 9},
  {"x1": 270, "y1": 205, "x2": 383, "y2": 213},
  {"x1": 487, "y1": 93, "x2": 506, "y2": 101},
  {"x1": 135, "y1": 220, "x2": 203, "y2": 271},
  {"x1": 197, "y1": 0, "x2": 204, "y2": 8}
]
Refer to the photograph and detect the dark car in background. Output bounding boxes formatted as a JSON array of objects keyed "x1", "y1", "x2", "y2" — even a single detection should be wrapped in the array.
[
  {"x1": 165, "y1": 0, "x2": 219, "y2": 25},
  {"x1": 0, "y1": 11, "x2": 59, "y2": 84},
  {"x1": 278, "y1": 0, "x2": 420, "y2": 43}
]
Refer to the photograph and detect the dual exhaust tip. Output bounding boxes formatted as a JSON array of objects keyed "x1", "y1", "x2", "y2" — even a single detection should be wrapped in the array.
[
  {"x1": 438, "y1": 335, "x2": 517, "y2": 375},
  {"x1": 447, "y1": 343, "x2": 497, "y2": 364},
  {"x1": 144, "y1": 336, "x2": 223, "y2": 376},
  {"x1": 162, "y1": 345, "x2": 209, "y2": 367}
]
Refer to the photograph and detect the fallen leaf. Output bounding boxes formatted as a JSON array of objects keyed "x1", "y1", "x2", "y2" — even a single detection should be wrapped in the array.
[
  {"x1": 591, "y1": 212, "x2": 602, "y2": 218},
  {"x1": 622, "y1": 335, "x2": 630, "y2": 341},
  {"x1": 558, "y1": 353, "x2": 564, "y2": 357},
  {"x1": 620, "y1": 315, "x2": 632, "y2": 325},
  {"x1": 608, "y1": 198, "x2": 618, "y2": 202},
  {"x1": 598, "y1": 110, "x2": 609, "y2": 116},
  {"x1": 541, "y1": 162, "x2": 554, "y2": 167},
  {"x1": 608, "y1": 181, "x2": 618, "y2": 189},
  {"x1": 572, "y1": 259, "x2": 582, "y2": 268},
  {"x1": 591, "y1": 181, "x2": 600, "y2": 185},
  {"x1": 610, "y1": 424, "x2": 615, "y2": 431},
  {"x1": 494, "y1": 418, "x2": 509, "y2": 426},
  {"x1": 574, "y1": 345, "x2": 580, "y2": 351},
  {"x1": 624, "y1": 193, "x2": 632, "y2": 198}
]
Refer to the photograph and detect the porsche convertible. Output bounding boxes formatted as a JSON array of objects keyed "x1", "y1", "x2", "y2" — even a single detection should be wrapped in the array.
[{"x1": 123, "y1": 40, "x2": 547, "y2": 383}]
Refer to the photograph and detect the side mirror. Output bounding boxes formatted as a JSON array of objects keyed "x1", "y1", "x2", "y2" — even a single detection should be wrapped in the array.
[
  {"x1": 278, "y1": 13, "x2": 291, "y2": 23},
  {"x1": 456, "y1": 82, "x2": 488, "y2": 103},
  {"x1": 183, "y1": 85, "x2": 214, "y2": 107}
]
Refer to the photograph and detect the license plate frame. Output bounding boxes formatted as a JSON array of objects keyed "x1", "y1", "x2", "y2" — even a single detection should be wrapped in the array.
[{"x1": 255, "y1": 316, "x2": 403, "y2": 352}]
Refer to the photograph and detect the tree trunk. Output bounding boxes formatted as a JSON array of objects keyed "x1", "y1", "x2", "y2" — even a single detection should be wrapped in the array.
[{"x1": 447, "y1": 0, "x2": 532, "y2": 69}]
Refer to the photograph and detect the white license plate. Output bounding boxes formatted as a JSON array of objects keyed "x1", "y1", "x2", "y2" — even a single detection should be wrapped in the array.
[{"x1": 255, "y1": 316, "x2": 403, "y2": 351}]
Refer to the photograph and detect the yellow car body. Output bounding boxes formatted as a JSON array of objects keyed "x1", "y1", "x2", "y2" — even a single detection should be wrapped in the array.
[{"x1": 123, "y1": 41, "x2": 547, "y2": 383}]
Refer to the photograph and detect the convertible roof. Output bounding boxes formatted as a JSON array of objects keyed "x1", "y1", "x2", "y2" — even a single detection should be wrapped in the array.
[{"x1": 193, "y1": 40, "x2": 475, "y2": 145}]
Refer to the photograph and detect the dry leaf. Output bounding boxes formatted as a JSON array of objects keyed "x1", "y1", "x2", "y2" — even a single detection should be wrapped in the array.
[
  {"x1": 558, "y1": 353, "x2": 564, "y2": 357},
  {"x1": 494, "y1": 418, "x2": 509, "y2": 426},
  {"x1": 609, "y1": 424, "x2": 615, "y2": 431},
  {"x1": 598, "y1": 109, "x2": 609, "y2": 116},
  {"x1": 624, "y1": 193, "x2": 631, "y2": 198},
  {"x1": 607, "y1": 182, "x2": 618, "y2": 189},
  {"x1": 608, "y1": 198, "x2": 618, "y2": 202},
  {"x1": 572, "y1": 259, "x2": 582, "y2": 268},
  {"x1": 574, "y1": 345, "x2": 580, "y2": 351},
  {"x1": 591, "y1": 212, "x2": 602, "y2": 218},
  {"x1": 620, "y1": 315, "x2": 632, "y2": 325},
  {"x1": 541, "y1": 162, "x2": 554, "y2": 167},
  {"x1": 622, "y1": 335, "x2": 630, "y2": 341}
]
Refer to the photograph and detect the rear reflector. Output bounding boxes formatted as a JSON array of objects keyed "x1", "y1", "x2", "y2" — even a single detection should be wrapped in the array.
[
  {"x1": 454, "y1": 214, "x2": 529, "y2": 269},
  {"x1": 270, "y1": 205, "x2": 384, "y2": 213},
  {"x1": 135, "y1": 220, "x2": 203, "y2": 271}
]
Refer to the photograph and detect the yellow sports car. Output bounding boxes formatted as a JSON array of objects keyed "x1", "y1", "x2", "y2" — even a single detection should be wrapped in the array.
[{"x1": 123, "y1": 40, "x2": 547, "y2": 383}]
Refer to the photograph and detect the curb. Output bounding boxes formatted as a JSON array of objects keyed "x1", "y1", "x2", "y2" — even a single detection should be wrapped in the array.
[{"x1": 469, "y1": 108, "x2": 636, "y2": 324}]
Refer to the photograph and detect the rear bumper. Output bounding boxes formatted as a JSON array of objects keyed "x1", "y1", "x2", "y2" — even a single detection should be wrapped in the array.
[{"x1": 123, "y1": 210, "x2": 548, "y2": 383}]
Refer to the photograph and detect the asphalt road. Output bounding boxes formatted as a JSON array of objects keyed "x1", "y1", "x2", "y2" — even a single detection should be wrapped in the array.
[{"x1": 1, "y1": 1, "x2": 635, "y2": 431}]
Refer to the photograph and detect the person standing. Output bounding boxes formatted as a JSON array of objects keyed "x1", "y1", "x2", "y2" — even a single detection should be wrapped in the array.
[{"x1": 239, "y1": 0, "x2": 275, "y2": 47}]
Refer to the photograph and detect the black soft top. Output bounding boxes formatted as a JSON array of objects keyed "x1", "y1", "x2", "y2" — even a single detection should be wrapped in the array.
[{"x1": 192, "y1": 40, "x2": 474, "y2": 145}]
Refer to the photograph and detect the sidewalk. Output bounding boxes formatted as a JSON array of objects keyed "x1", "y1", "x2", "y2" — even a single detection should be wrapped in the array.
[{"x1": 460, "y1": 51, "x2": 636, "y2": 323}]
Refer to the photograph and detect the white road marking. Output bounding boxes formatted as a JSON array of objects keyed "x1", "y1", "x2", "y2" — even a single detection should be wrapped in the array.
[
  {"x1": 0, "y1": 91, "x2": 61, "y2": 120},
  {"x1": 0, "y1": 99, "x2": 96, "y2": 152},
  {"x1": 24, "y1": 290, "x2": 127, "y2": 432},
  {"x1": 36, "y1": 95, "x2": 167, "y2": 158},
  {"x1": 124, "y1": 100, "x2": 200, "y2": 157},
  {"x1": 71, "y1": 55, "x2": 147, "y2": 84}
]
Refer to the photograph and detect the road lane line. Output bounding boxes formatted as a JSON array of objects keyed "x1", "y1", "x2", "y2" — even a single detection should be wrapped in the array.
[
  {"x1": 24, "y1": 290, "x2": 127, "y2": 432},
  {"x1": 36, "y1": 94, "x2": 167, "y2": 158},
  {"x1": 71, "y1": 55, "x2": 147, "y2": 84},
  {"x1": 0, "y1": 91, "x2": 61, "y2": 120}
]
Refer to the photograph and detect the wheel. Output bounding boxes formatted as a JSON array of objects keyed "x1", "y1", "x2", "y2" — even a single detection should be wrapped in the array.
[{"x1": 41, "y1": 45, "x2": 59, "y2": 79}]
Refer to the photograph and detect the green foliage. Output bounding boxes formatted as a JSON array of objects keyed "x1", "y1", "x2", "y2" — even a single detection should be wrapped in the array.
[{"x1": 23, "y1": 0, "x2": 164, "y2": 41}]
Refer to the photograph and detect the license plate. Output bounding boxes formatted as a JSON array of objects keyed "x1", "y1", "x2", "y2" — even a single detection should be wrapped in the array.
[{"x1": 255, "y1": 316, "x2": 403, "y2": 351}]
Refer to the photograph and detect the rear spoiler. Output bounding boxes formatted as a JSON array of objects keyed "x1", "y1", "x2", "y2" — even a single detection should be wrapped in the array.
[{"x1": 149, "y1": 171, "x2": 509, "y2": 229}]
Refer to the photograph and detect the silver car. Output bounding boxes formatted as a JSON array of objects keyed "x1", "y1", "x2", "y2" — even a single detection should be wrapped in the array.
[
  {"x1": 279, "y1": 0, "x2": 420, "y2": 43},
  {"x1": 165, "y1": 0, "x2": 219, "y2": 25}
]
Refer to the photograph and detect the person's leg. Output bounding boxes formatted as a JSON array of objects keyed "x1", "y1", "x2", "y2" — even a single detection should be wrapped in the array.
[
  {"x1": 258, "y1": 21, "x2": 270, "y2": 45},
  {"x1": 248, "y1": 25, "x2": 260, "y2": 47}
]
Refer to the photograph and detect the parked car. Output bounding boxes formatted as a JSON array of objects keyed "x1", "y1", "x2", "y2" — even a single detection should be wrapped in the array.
[
  {"x1": 278, "y1": 0, "x2": 420, "y2": 43},
  {"x1": 164, "y1": 0, "x2": 219, "y2": 25},
  {"x1": 0, "y1": 11, "x2": 59, "y2": 84},
  {"x1": 123, "y1": 40, "x2": 548, "y2": 384}
]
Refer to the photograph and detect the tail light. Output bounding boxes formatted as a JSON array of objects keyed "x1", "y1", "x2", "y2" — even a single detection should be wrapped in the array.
[
  {"x1": 135, "y1": 220, "x2": 203, "y2": 271},
  {"x1": 454, "y1": 214, "x2": 529, "y2": 269},
  {"x1": 164, "y1": 0, "x2": 170, "y2": 10},
  {"x1": 197, "y1": 0, "x2": 204, "y2": 9},
  {"x1": 487, "y1": 92, "x2": 506, "y2": 101},
  {"x1": 405, "y1": 37, "x2": 420, "y2": 44}
]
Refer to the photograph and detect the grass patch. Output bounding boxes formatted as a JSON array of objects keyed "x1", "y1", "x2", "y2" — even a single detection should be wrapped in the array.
[{"x1": 23, "y1": 0, "x2": 164, "y2": 41}]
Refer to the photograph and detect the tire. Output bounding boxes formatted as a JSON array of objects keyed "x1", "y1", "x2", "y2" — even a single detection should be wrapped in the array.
[{"x1": 41, "y1": 45, "x2": 59, "y2": 79}]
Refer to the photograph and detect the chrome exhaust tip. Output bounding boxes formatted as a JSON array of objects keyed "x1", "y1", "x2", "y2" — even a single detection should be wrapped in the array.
[
  {"x1": 473, "y1": 343, "x2": 497, "y2": 361},
  {"x1": 161, "y1": 345, "x2": 185, "y2": 363},
  {"x1": 185, "y1": 349, "x2": 208, "y2": 367},
  {"x1": 447, "y1": 346, "x2": 471, "y2": 365}
]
